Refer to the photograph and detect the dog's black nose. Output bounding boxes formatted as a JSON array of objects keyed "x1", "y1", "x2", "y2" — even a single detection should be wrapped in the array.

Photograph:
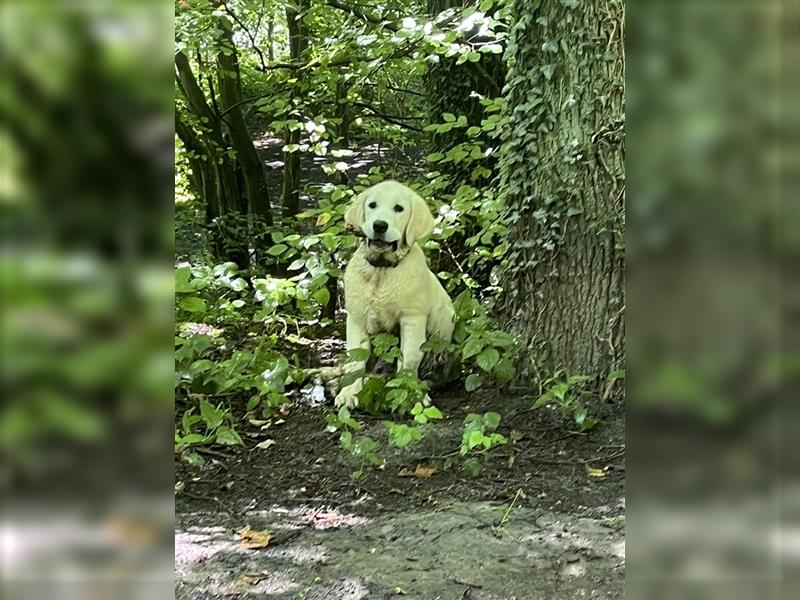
[{"x1": 373, "y1": 220, "x2": 388, "y2": 234}]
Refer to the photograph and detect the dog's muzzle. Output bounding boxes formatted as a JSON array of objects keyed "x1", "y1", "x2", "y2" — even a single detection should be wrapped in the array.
[{"x1": 367, "y1": 239, "x2": 398, "y2": 252}]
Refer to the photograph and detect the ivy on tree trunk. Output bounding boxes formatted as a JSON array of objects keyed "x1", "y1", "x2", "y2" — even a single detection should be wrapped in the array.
[{"x1": 496, "y1": 0, "x2": 625, "y2": 386}]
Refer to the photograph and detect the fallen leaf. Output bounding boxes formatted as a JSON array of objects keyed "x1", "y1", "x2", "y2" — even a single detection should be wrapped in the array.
[
  {"x1": 510, "y1": 430, "x2": 524, "y2": 442},
  {"x1": 398, "y1": 464, "x2": 438, "y2": 479},
  {"x1": 506, "y1": 454, "x2": 516, "y2": 468},
  {"x1": 273, "y1": 419, "x2": 286, "y2": 426},
  {"x1": 238, "y1": 525, "x2": 274, "y2": 550},
  {"x1": 248, "y1": 418, "x2": 269, "y2": 427},
  {"x1": 255, "y1": 439, "x2": 276, "y2": 450},
  {"x1": 585, "y1": 464, "x2": 606, "y2": 478}
]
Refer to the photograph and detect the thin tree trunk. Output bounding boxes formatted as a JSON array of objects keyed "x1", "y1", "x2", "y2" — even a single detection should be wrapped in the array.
[
  {"x1": 267, "y1": 20, "x2": 275, "y2": 61},
  {"x1": 216, "y1": 16, "x2": 273, "y2": 224},
  {"x1": 282, "y1": 0, "x2": 309, "y2": 218},
  {"x1": 175, "y1": 51, "x2": 242, "y2": 216},
  {"x1": 175, "y1": 51, "x2": 249, "y2": 268},
  {"x1": 497, "y1": 0, "x2": 625, "y2": 384}
]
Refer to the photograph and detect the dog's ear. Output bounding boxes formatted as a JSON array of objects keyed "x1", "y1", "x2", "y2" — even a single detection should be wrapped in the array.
[
  {"x1": 344, "y1": 190, "x2": 367, "y2": 228},
  {"x1": 404, "y1": 190, "x2": 435, "y2": 248}
]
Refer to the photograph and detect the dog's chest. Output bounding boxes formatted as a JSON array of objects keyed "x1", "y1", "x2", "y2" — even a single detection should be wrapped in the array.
[{"x1": 356, "y1": 269, "x2": 404, "y2": 333}]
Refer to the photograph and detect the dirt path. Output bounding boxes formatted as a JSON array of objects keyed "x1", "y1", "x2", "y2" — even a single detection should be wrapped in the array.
[{"x1": 176, "y1": 393, "x2": 625, "y2": 598}]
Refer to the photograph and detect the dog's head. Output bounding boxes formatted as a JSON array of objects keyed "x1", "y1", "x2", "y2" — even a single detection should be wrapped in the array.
[{"x1": 344, "y1": 181, "x2": 435, "y2": 265}]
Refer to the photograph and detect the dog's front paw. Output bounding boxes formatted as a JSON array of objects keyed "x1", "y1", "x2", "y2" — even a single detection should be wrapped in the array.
[{"x1": 334, "y1": 382, "x2": 362, "y2": 409}]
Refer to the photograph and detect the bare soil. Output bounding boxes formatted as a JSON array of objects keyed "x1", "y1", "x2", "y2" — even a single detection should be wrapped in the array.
[{"x1": 175, "y1": 390, "x2": 625, "y2": 599}]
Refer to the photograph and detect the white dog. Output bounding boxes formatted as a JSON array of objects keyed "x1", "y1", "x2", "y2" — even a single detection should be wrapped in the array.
[{"x1": 334, "y1": 181, "x2": 455, "y2": 408}]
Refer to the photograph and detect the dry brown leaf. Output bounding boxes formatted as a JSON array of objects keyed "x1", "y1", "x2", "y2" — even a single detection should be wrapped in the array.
[
  {"x1": 398, "y1": 464, "x2": 438, "y2": 479},
  {"x1": 255, "y1": 439, "x2": 276, "y2": 450},
  {"x1": 248, "y1": 418, "x2": 269, "y2": 427},
  {"x1": 238, "y1": 525, "x2": 274, "y2": 550},
  {"x1": 585, "y1": 464, "x2": 606, "y2": 478},
  {"x1": 273, "y1": 419, "x2": 286, "y2": 426}
]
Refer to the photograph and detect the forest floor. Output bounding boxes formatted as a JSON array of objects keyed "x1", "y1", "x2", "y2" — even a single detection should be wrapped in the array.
[
  {"x1": 175, "y1": 389, "x2": 625, "y2": 599},
  {"x1": 176, "y1": 136, "x2": 625, "y2": 598}
]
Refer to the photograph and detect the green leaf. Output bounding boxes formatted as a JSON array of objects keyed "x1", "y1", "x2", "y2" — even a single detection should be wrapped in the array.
[
  {"x1": 347, "y1": 347, "x2": 370, "y2": 362},
  {"x1": 422, "y1": 406, "x2": 443, "y2": 420},
  {"x1": 462, "y1": 337, "x2": 483, "y2": 359},
  {"x1": 476, "y1": 348, "x2": 500, "y2": 372},
  {"x1": 487, "y1": 331, "x2": 516, "y2": 347},
  {"x1": 493, "y1": 358, "x2": 516, "y2": 383},
  {"x1": 179, "y1": 297, "x2": 207, "y2": 313},
  {"x1": 483, "y1": 411, "x2": 501, "y2": 430},
  {"x1": 214, "y1": 426, "x2": 243, "y2": 446},
  {"x1": 177, "y1": 433, "x2": 208, "y2": 447},
  {"x1": 175, "y1": 267, "x2": 194, "y2": 293},
  {"x1": 465, "y1": 373, "x2": 483, "y2": 392},
  {"x1": 287, "y1": 258, "x2": 306, "y2": 271},
  {"x1": 184, "y1": 451, "x2": 205, "y2": 467},
  {"x1": 267, "y1": 244, "x2": 288, "y2": 256},
  {"x1": 607, "y1": 369, "x2": 625, "y2": 381},
  {"x1": 199, "y1": 399, "x2": 224, "y2": 430},
  {"x1": 463, "y1": 457, "x2": 483, "y2": 476},
  {"x1": 467, "y1": 430, "x2": 485, "y2": 449},
  {"x1": 313, "y1": 287, "x2": 331, "y2": 306},
  {"x1": 442, "y1": 112, "x2": 456, "y2": 122}
]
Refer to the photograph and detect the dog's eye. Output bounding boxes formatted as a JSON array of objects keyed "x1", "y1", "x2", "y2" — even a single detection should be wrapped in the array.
[
  {"x1": 368, "y1": 202, "x2": 376, "y2": 209},
  {"x1": 393, "y1": 205, "x2": 404, "y2": 213}
]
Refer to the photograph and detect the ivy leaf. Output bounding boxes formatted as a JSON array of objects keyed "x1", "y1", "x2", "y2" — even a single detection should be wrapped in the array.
[{"x1": 607, "y1": 369, "x2": 625, "y2": 381}]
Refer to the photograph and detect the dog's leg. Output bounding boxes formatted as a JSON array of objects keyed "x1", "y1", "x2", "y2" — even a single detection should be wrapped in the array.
[
  {"x1": 399, "y1": 315, "x2": 432, "y2": 406},
  {"x1": 334, "y1": 315, "x2": 370, "y2": 409}
]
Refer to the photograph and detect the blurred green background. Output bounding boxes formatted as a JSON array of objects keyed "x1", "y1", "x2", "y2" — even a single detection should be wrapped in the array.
[{"x1": 1, "y1": 2, "x2": 174, "y2": 598}]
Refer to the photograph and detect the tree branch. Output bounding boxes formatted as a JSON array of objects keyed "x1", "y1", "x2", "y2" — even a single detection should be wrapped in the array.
[
  {"x1": 222, "y1": 1, "x2": 269, "y2": 73},
  {"x1": 353, "y1": 102, "x2": 424, "y2": 132}
]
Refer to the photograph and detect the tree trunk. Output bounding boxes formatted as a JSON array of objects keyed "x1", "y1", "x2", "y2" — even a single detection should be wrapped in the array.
[
  {"x1": 282, "y1": 0, "x2": 309, "y2": 218},
  {"x1": 216, "y1": 17, "x2": 273, "y2": 225},
  {"x1": 175, "y1": 51, "x2": 249, "y2": 268},
  {"x1": 267, "y1": 20, "x2": 275, "y2": 61},
  {"x1": 175, "y1": 51, "x2": 243, "y2": 216},
  {"x1": 496, "y1": 0, "x2": 625, "y2": 384}
]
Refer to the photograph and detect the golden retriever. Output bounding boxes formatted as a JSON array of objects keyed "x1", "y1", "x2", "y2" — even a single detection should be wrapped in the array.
[{"x1": 334, "y1": 181, "x2": 455, "y2": 408}]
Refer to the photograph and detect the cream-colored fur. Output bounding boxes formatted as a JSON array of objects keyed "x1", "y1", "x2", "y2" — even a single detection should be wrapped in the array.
[{"x1": 335, "y1": 181, "x2": 455, "y2": 408}]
